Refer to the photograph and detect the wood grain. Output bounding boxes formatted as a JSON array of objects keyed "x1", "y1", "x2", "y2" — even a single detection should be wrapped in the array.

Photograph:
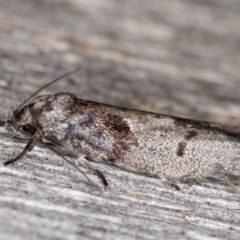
[{"x1": 0, "y1": 0, "x2": 240, "y2": 239}]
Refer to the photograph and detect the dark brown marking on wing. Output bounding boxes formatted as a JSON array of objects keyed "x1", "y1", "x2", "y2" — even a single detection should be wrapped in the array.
[
  {"x1": 104, "y1": 114, "x2": 130, "y2": 133},
  {"x1": 176, "y1": 141, "x2": 187, "y2": 157},
  {"x1": 103, "y1": 114, "x2": 139, "y2": 159}
]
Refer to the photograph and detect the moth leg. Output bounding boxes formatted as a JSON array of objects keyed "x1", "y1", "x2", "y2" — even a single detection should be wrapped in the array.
[
  {"x1": 77, "y1": 156, "x2": 108, "y2": 186},
  {"x1": 183, "y1": 163, "x2": 239, "y2": 192},
  {"x1": 181, "y1": 169, "x2": 202, "y2": 186},
  {"x1": 4, "y1": 137, "x2": 37, "y2": 165},
  {"x1": 41, "y1": 136, "x2": 108, "y2": 186},
  {"x1": 157, "y1": 174, "x2": 180, "y2": 190},
  {"x1": 42, "y1": 135, "x2": 108, "y2": 187},
  {"x1": 182, "y1": 164, "x2": 232, "y2": 186},
  {"x1": 40, "y1": 141, "x2": 101, "y2": 189},
  {"x1": 206, "y1": 163, "x2": 239, "y2": 193}
]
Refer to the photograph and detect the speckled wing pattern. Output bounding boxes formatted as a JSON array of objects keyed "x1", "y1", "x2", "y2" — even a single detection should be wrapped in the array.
[{"x1": 9, "y1": 92, "x2": 239, "y2": 189}]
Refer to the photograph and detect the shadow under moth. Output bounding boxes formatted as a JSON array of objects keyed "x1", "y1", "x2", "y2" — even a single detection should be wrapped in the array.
[{"x1": 3, "y1": 68, "x2": 240, "y2": 191}]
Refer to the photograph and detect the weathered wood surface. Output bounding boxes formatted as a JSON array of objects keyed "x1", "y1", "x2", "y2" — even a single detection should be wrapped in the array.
[{"x1": 0, "y1": 0, "x2": 240, "y2": 239}]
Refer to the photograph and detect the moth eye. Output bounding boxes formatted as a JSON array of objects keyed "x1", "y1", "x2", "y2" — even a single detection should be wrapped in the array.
[{"x1": 22, "y1": 124, "x2": 37, "y2": 136}]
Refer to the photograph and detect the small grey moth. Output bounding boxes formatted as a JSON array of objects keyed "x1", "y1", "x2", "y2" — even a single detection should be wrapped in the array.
[{"x1": 3, "y1": 68, "x2": 240, "y2": 190}]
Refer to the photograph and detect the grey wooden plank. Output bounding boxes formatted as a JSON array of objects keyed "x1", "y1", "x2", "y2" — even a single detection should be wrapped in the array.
[{"x1": 0, "y1": 0, "x2": 240, "y2": 239}]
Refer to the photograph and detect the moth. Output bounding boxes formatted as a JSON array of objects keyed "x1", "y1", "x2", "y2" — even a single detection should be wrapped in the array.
[{"x1": 3, "y1": 68, "x2": 240, "y2": 190}]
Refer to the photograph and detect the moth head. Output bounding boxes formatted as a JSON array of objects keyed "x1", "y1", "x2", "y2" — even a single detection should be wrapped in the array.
[
  {"x1": 5, "y1": 67, "x2": 82, "y2": 139},
  {"x1": 6, "y1": 105, "x2": 37, "y2": 138}
]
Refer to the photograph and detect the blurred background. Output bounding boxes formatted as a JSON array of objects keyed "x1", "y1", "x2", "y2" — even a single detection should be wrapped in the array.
[{"x1": 1, "y1": 0, "x2": 240, "y2": 124}]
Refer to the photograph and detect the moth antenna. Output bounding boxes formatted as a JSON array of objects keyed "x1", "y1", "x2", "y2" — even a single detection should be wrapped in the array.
[
  {"x1": 14, "y1": 66, "x2": 82, "y2": 115},
  {"x1": 6, "y1": 128, "x2": 30, "y2": 139},
  {"x1": 0, "y1": 101, "x2": 10, "y2": 126},
  {"x1": 41, "y1": 141, "x2": 101, "y2": 190}
]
